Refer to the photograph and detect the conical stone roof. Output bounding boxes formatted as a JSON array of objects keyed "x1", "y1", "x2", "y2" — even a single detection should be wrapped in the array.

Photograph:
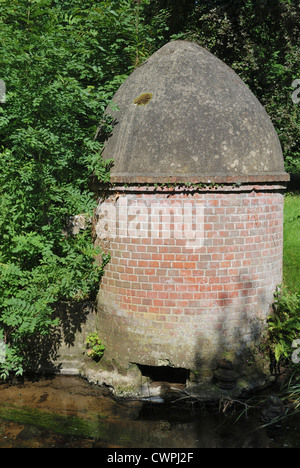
[{"x1": 101, "y1": 40, "x2": 289, "y2": 184}]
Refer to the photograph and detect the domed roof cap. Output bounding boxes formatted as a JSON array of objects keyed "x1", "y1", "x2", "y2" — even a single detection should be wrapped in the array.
[{"x1": 101, "y1": 40, "x2": 288, "y2": 184}]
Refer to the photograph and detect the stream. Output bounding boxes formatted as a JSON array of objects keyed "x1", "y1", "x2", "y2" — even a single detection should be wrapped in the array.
[{"x1": 0, "y1": 375, "x2": 299, "y2": 448}]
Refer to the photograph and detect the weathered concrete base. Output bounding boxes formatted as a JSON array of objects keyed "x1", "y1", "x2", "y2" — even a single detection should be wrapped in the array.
[
  {"x1": 76, "y1": 356, "x2": 274, "y2": 402},
  {"x1": 24, "y1": 300, "x2": 274, "y2": 402},
  {"x1": 66, "y1": 339, "x2": 274, "y2": 401},
  {"x1": 33, "y1": 332, "x2": 274, "y2": 401},
  {"x1": 24, "y1": 301, "x2": 97, "y2": 376},
  {"x1": 34, "y1": 343, "x2": 274, "y2": 402}
]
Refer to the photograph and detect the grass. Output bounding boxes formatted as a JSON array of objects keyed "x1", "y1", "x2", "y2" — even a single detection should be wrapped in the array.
[{"x1": 283, "y1": 192, "x2": 300, "y2": 292}]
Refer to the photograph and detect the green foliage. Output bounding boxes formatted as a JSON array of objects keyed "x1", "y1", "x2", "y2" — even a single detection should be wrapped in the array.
[
  {"x1": 283, "y1": 193, "x2": 300, "y2": 292},
  {"x1": 281, "y1": 367, "x2": 300, "y2": 413},
  {"x1": 85, "y1": 333, "x2": 105, "y2": 362},
  {"x1": 0, "y1": 0, "x2": 165, "y2": 379},
  {"x1": 266, "y1": 287, "x2": 300, "y2": 365}
]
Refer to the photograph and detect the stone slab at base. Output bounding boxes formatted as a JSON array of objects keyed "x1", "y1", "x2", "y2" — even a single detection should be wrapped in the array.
[{"x1": 76, "y1": 360, "x2": 274, "y2": 402}]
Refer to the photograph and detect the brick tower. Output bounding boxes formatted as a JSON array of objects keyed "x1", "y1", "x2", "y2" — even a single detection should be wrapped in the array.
[{"x1": 93, "y1": 41, "x2": 289, "y2": 385}]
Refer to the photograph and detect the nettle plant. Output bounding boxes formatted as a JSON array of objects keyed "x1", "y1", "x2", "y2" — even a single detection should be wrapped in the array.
[{"x1": 0, "y1": 0, "x2": 167, "y2": 379}]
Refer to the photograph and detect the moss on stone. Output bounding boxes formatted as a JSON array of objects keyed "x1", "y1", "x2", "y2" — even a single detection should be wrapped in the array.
[
  {"x1": 133, "y1": 93, "x2": 152, "y2": 106},
  {"x1": 0, "y1": 405, "x2": 107, "y2": 439}
]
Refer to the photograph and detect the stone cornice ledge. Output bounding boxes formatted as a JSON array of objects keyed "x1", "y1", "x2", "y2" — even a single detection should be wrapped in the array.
[{"x1": 109, "y1": 172, "x2": 290, "y2": 185}]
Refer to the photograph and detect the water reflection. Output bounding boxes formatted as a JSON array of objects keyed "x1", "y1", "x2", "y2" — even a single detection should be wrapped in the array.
[{"x1": 0, "y1": 375, "x2": 299, "y2": 448}]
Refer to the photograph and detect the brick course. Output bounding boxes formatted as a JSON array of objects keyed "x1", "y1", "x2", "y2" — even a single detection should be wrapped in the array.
[{"x1": 94, "y1": 186, "x2": 284, "y2": 371}]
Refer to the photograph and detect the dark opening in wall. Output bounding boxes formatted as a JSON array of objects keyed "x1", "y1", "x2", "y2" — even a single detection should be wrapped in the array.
[{"x1": 136, "y1": 364, "x2": 190, "y2": 384}]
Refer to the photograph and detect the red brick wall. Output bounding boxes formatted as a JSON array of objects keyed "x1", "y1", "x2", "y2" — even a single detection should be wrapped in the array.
[{"x1": 94, "y1": 186, "x2": 284, "y2": 371}]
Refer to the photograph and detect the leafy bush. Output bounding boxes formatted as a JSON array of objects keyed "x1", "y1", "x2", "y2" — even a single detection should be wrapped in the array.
[
  {"x1": 0, "y1": 0, "x2": 166, "y2": 379},
  {"x1": 266, "y1": 286, "x2": 300, "y2": 366},
  {"x1": 283, "y1": 193, "x2": 300, "y2": 292},
  {"x1": 282, "y1": 367, "x2": 300, "y2": 414}
]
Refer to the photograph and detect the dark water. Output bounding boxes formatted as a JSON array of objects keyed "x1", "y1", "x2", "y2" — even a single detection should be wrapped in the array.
[{"x1": 0, "y1": 375, "x2": 299, "y2": 448}]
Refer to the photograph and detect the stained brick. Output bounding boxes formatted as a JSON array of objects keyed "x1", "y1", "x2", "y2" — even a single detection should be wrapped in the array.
[{"x1": 96, "y1": 188, "x2": 285, "y2": 368}]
